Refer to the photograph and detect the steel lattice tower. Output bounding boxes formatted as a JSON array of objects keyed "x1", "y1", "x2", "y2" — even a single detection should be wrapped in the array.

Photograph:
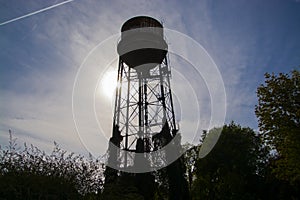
[{"x1": 107, "y1": 16, "x2": 178, "y2": 170}]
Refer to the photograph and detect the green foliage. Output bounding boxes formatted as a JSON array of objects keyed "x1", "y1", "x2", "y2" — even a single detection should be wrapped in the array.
[
  {"x1": 101, "y1": 173, "x2": 144, "y2": 200},
  {"x1": 182, "y1": 143, "x2": 199, "y2": 191},
  {"x1": 255, "y1": 70, "x2": 300, "y2": 186},
  {"x1": 0, "y1": 132, "x2": 104, "y2": 199},
  {"x1": 0, "y1": 172, "x2": 80, "y2": 199},
  {"x1": 152, "y1": 168, "x2": 169, "y2": 200},
  {"x1": 192, "y1": 123, "x2": 268, "y2": 200}
]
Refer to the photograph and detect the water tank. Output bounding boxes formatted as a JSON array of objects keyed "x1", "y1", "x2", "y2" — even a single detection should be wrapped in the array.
[{"x1": 117, "y1": 16, "x2": 168, "y2": 71}]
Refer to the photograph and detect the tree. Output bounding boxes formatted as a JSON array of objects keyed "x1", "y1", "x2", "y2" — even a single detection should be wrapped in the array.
[
  {"x1": 255, "y1": 70, "x2": 300, "y2": 187},
  {"x1": 192, "y1": 123, "x2": 268, "y2": 200}
]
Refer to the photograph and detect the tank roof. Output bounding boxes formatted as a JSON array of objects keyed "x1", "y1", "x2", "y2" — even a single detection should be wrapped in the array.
[{"x1": 121, "y1": 16, "x2": 163, "y2": 32}]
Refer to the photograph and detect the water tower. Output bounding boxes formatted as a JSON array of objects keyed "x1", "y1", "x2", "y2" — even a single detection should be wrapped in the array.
[{"x1": 107, "y1": 16, "x2": 178, "y2": 171}]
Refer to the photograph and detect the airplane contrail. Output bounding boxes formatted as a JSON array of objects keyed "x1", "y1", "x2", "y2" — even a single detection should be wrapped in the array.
[{"x1": 0, "y1": 0, "x2": 75, "y2": 26}]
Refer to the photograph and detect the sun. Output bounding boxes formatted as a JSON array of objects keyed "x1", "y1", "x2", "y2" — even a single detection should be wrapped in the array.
[{"x1": 99, "y1": 70, "x2": 117, "y2": 100}]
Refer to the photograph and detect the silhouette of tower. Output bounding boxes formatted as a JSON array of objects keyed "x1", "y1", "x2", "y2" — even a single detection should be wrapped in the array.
[
  {"x1": 104, "y1": 16, "x2": 189, "y2": 200},
  {"x1": 107, "y1": 16, "x2": 178, "y2": 170}
]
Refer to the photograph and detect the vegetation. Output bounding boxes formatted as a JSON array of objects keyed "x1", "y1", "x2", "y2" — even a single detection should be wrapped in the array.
[
  {"x1": 255, "y1": 70, "x2": 300, "y2": 198},
  {"x1": 0, "y1": 70, "x2": 299, "y2": 199},
  {"x1": 191, "y1": 123, "x2": 268, "y2": 200},
  {"x1": 0, "y1": 133, "x2": 104, "y2": 199}
]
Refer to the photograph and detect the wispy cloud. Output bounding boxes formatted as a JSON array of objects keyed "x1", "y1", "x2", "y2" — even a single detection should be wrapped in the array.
[{"x1": 0, "y1": 0, "x2": 238, "y2": 154}]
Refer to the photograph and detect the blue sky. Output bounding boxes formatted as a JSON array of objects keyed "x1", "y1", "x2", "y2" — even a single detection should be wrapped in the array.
[{"x1": 1, "y1": 0, "x2": 300, "y2": 156}]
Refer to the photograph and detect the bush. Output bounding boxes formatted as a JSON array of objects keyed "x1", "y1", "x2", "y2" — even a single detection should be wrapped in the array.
[{"x1": 0, "y1": 131, "x2": 104, "y2": 199}]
